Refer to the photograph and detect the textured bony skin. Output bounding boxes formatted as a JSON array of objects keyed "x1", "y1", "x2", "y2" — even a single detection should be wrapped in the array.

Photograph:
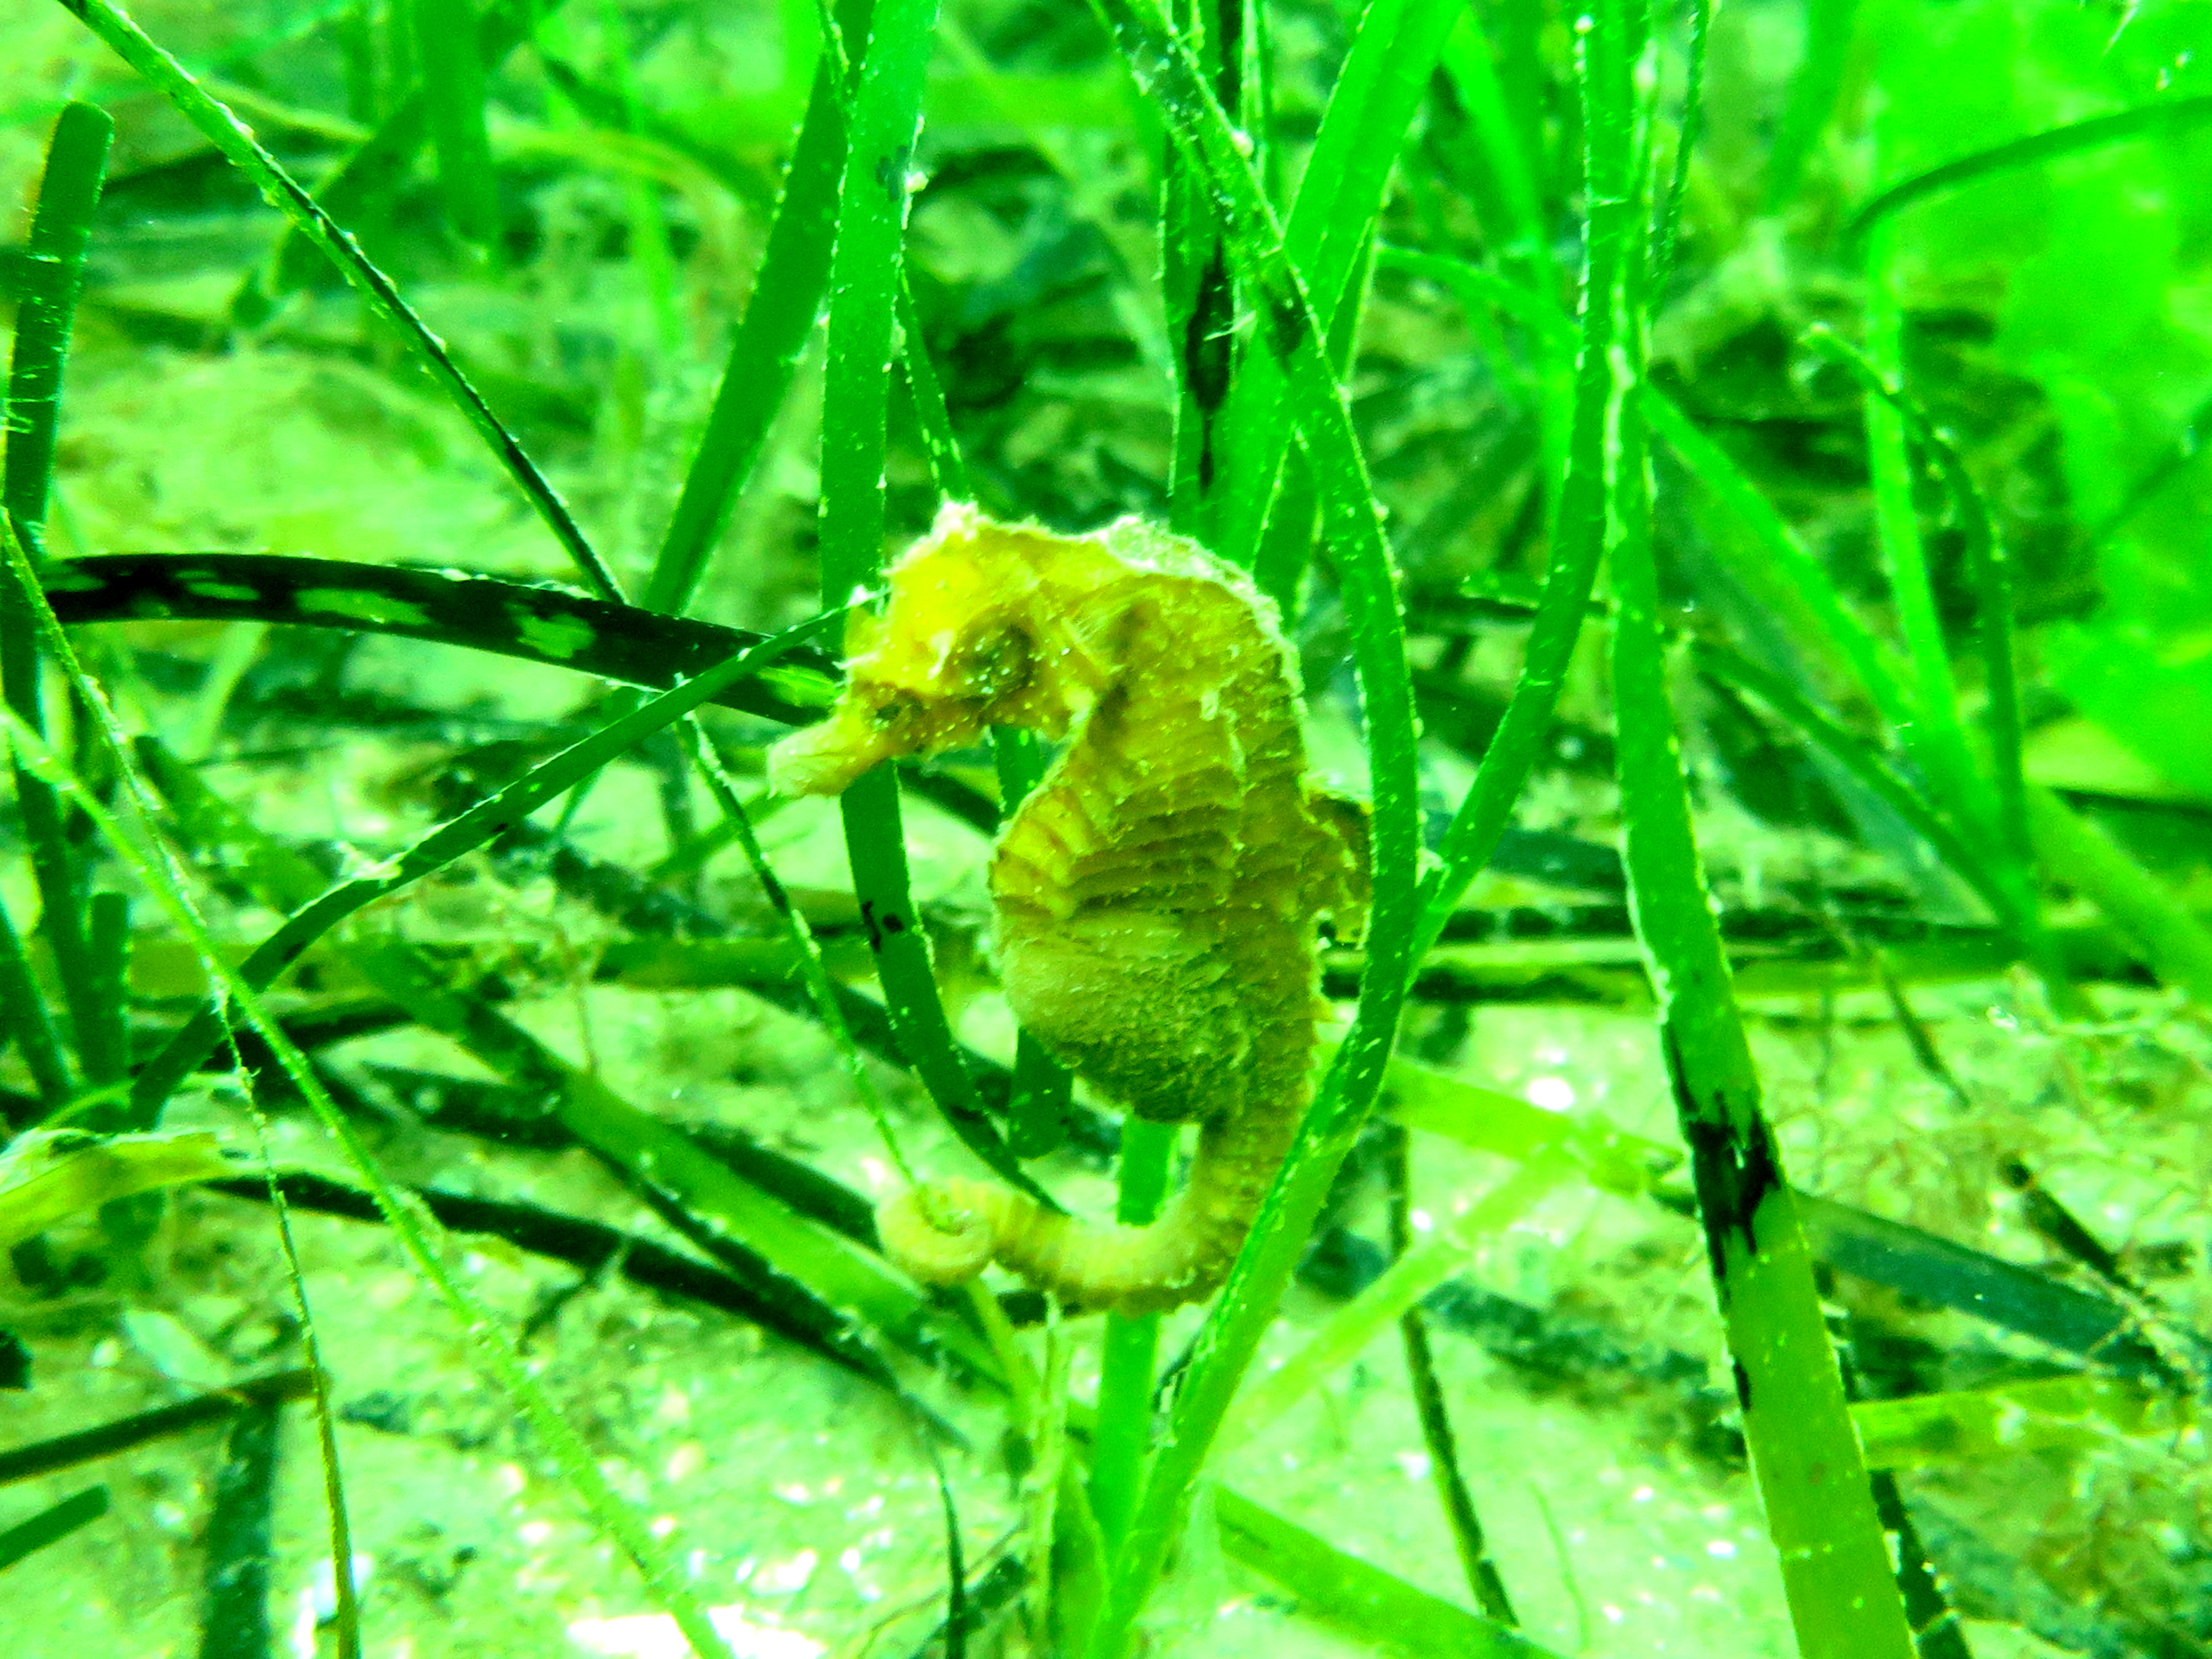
[{"x1": 770, "y1": 504, "x2": 1368, "y2": 1314}]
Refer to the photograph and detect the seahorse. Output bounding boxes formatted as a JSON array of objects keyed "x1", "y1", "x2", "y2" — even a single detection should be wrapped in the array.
[{"x1": 769, "y1": 504, "x2": 1368, "y2": 1316}]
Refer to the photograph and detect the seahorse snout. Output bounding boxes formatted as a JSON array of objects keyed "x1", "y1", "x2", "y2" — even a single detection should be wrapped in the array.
[{"x1": 766, "y1": 707, "x2": 888, "y2": 797}]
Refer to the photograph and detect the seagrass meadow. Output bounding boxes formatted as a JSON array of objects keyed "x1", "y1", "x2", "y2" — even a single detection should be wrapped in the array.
[{"x1": 1, "y1": 0, "x2": 2210, "y2": 1652}]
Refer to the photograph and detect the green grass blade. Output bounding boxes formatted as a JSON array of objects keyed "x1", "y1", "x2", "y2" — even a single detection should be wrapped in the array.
[
  {"x1": 595, "y1": 0, "x2": 682, "y2": 351},
  {"x1": 267, "y1": 0, "x2": 578, "y2": 294},
  {"x1": 1852, "y1": 226, "x2": 1996, "y2": 845},
  {"x1": 128, "y1": 603, "x2": 850, "y2": 1121},
  {"x1": 271, "y1": 5, "x2": 508, "y2": 289},
  {"x1": 641, "y1": 50, "x2": 853, "y2": 619},
  {"x1": 1214, "y1": 1486, "x2": 1558, "y2": 1658},
  {"x1": 1161, "y1": 104, "x2": 1231, "y2": 533},
  {"x1": 1641, "y1": 387, "x2": 1913, "y2": 731},
  {"x1": 1220, "y1": 1151, "x2": 1572, "y2": 1451},
  {"x1": 677, "y1": 726, "x2": 935, "y2": 1194},
  {"x1": 1762, "y1": 0, "x2": 1857, "y2": 211},
  {"x1": 1645, "y1": 0, "x2": 1710, "y2": 308},
  {"x1": 409, "y1": 0, "x2": 501, "y2": 248},
  {"x1": 817, "y1": 0, "x2": 938, "y2": 608},
  {"x1": 3, "y1": 101, "x2": 109, "y2": 542},
  {"x1": 0, "y1": 519, "x2": 740, "y2": 1659},
  {"x1": 0, "y1": 894, "x2": 74, "y2": 1116},
  {"x1": 1600, "y1": 60, "x2": 1913, "y2": 1659},
  {"x1": 351, "y1": 938, "x2": 962, "y2": 1362},
  {"x1": 1084, "y1": 1116, "x2": 1174, "y2": 1550},
  {"x1": 141, "y1": 740, "x2": 970, "y2": 1376},
  {"x1": 809, "y1": 0, "x2": 1054, "y2": 1203},
  {"x1": 1076, "y1": 0, "x2": 1424, "y2": 1645},
  {"x1": 3, "y1": 101, "x2": 113, "y2": 1094},
  {"x1": 52, "y1": 0, "x2": 622, "y2": 602},
  {"x1": 0, "y1": 1484, "x2": 108, "y2": 1573},
  {"x1": 1386, "y1": 1129, "x2": 1515, "y2": 1625},
  {"x1": 1844, "y1": 93, "x2": 2212, "y2": 251},
  {"x1": 1210, "y1": 0, "x2": 1465, "y2": 583},
  {"x1": 82, "y1": 889, "x2": 130, "y2": 1088},
  {"x1": 1693, "y1": 643, "x2": 2023, "y2": 930},
  {"x1": 1436, "y1": 14, "x2": 1555, "y2": 294},
  {"x1": 1400, "y1": 92, "x2": 1633, "y2": 972},
  {"x1": 895, "y1": 274, "x2": 973, "y2": 503},
  {"x1": 43, "y1": 554, "x2": 836, "y2": 726},
  {"x1": 0, "y1": 1373, "x2": 317, "y2": 1487},
  {"x1": 224, "y1": 1042, "x2": 363, "y2": 1659},
  {"x1": 2024, "y1": 786, "x2": 2212, "y2": 1011},
  {"x1": 1376, "y1": 243, "x2": 1571, "y2": 347},
  {"x1": 1802, "y1": 324, "x2": 2030, "y2": 875}
]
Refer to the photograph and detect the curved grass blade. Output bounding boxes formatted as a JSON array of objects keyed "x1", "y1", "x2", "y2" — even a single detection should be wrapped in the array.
[
  {"x1": 0, "y1": 1374, "x2": 315, "y2": 1489},
  {"x1": 42, "y1": 554, "x2": 837, "y2": 725},
  {"x1": 1693, "y1": 643, "x2": 2023, "y2": 930},
  {"x1": 1844, "y1": 94, "x2": 2212, "y2": 251},
  {"x1": 1399, "y1": 71, "x2": 1636, "y2": 975},
  {"x1": 0, "y1": 894, "x2": 73, "y2": 1116},
  {"x1": 1601, "y1": 71, "x2": 1913, "y2": 1658},
  {"x1": 642, "y1": 27, "x2": 855, "y2": 614},
  {"x1": 1844, "y1": 230, "x2": 2004, "y2": 884},
  {"x1": 1762, "y1": 0, "x2": 1857, "y2": 211},
  {"x1": 4, "y1": 102, "x2": 113, "y2": 1096},
  {"x1": 1386, "y1": 1124, "x2": 1515, "y2": 1625},
  {"x1": 409, "y1": 0, "x2": 500, "y2": 248},
  {"x1": 3, "y1": 101, "x2": 109, "y2": 544},
  {"x1": 0, "y1": 521, "x2": 739, "y2": 1659},
  {"x1": 811, "y1": 0, "x2": 1059, "y2": 1207},
  {"x1": 1213, "y1": 1487, "x2": 1558, "y2": 1658},
  {"x1": 1801, "y1": 325, "x2": 2028, "y2": 873},
  {"x1": 1645, "y1": 0, "x2": 1710, "y2": 309},
  {"x1": 265, "y1": 0, "x2": 566, "y2": 292},
  {"x1": 128, "y1": 601, "x2": 850, "y2": 1121},
  {"x1": 223, "y1": 1031, "x2": 363, "y2": 1659},
  {"x1": 51, "y1": 0, "x2": 624, "y2": 602},
  {"x1": 1077, "y1": 0, "x2": 1424, "y2": 1647},
  {"x1": 0, "y1": 1484, "x2": 108, "y2": 1574},
  {"x1": 1641, "y1": 388, "x2": 1912, "y2": 730},
  {"x1": 2023, "y1": 785, "x2": 2212, "y2": 1011},
  {"x1": 0, "y1": 1130, "x2": 231, "y2": 1253},
  {"x1": 207, "y1": 1172, "x2": 919, "y2": 1391},
  {"x1": 1210, "y1": 0, "x2": 1467, "y2": 582}
]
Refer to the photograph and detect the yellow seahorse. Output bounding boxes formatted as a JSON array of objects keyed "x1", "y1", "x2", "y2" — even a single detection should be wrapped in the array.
[{"x1": 769, "y1": 504, "x2": 1368, "y2": 1315}]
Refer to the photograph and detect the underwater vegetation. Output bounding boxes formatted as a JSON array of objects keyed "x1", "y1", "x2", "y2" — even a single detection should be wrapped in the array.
[{"x1": 0, "y1": 0, "x2": 2210, "y2": 1654}]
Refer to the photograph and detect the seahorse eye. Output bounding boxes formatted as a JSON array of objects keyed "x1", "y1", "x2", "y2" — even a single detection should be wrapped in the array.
[
  {"x1": 961, "y1": 623, "x2": 1034, "y2": 699},
  {"x1": 868, "y1": 691, "x2": 925, "y2": 731}
]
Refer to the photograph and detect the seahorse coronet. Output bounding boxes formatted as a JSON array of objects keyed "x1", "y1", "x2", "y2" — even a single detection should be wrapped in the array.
[{"x1": 770, "y1": 503, "x2": 1370, "y2": 1315}]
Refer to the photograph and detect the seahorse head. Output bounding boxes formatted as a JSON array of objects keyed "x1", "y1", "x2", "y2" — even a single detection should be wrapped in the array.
[{"x1": 769, "y1": 504, "x2": 1121, "y2": 798}]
